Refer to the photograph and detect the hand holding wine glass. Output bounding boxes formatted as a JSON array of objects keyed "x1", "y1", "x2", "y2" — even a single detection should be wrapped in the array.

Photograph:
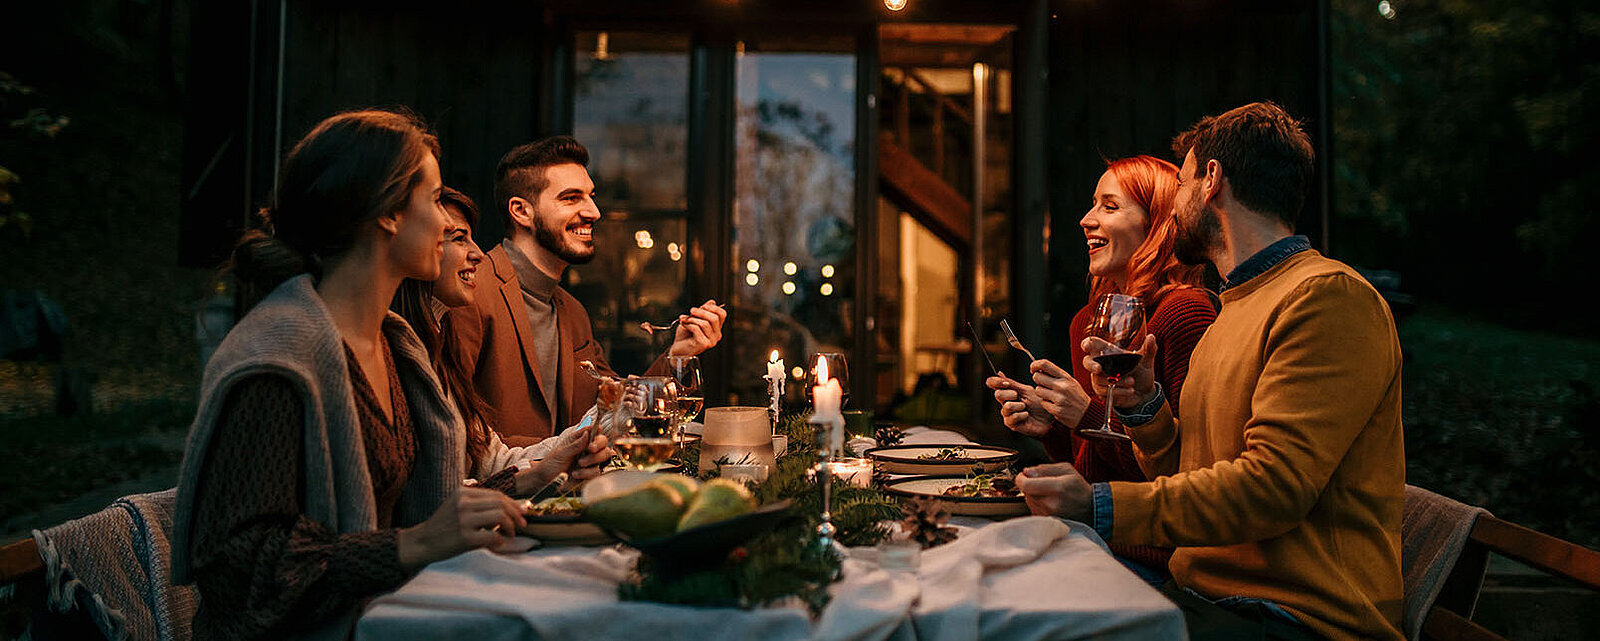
[{"x1": 1079, "y1": 294, "x2": 1147, "y2": 441}]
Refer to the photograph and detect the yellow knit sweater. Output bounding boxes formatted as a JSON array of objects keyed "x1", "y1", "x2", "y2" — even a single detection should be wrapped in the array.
[{"x1": 1109, "y1": 250, "x2": 1405, "y2": 641}]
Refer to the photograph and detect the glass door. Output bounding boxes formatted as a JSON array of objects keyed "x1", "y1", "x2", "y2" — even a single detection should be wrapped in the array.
[{"x1": 728, "y1": 35, "x2": 859, "y2": 407}]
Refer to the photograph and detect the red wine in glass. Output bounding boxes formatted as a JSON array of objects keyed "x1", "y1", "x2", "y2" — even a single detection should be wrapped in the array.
[{"x1": 1081, "y1": 294, "x2": 1146, "y2": 441}]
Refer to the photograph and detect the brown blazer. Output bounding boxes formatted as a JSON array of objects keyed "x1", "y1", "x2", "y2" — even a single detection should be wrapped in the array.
[{"x1": 446, "y1": 244, "x2": 664, "y2": 445}]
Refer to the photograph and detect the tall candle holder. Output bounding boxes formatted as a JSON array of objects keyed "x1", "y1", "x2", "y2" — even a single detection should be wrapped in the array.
[{"x1": 809, "y1": 411, "x2": 846, "y2": 554}]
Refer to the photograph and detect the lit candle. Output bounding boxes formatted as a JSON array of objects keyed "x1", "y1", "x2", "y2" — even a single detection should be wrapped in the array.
[
  {"x1": 813, "y1": 356, "x2": 844, "y2": 453},
  {"x1": 766, "y1": 350, "x2": 784, "y2": 428},
  {"x1": 828, "y1": 458, "x2": 873, "y2": 488},
  {"x1": 767, "y1": 349, "x2": 784, "y2": 383}
]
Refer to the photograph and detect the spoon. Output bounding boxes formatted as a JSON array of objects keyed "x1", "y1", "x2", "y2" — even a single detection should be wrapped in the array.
[{"x1": 999, "y1": 319, "x2": 1036, "y2": 362}]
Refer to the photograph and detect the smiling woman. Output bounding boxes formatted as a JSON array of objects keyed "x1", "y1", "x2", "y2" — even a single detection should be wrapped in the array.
[
  {"x1": 171, "y1": 109, "x2": 536, "y2": 641},
  {"x1": 986, "y1": 155, "x2": 1216, "y2": 580}
]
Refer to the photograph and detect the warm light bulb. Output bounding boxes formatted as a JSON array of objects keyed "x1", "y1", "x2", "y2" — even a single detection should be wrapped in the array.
[
  {"x1": 820, "y1": 283, "x2": 834, "y2": 296},
  {"x1": 746, "y1": 273, "x2": 760, "y2": 286},
  {"x1": 746, "y1": 259, "x2": 761, "y2": 272},
  {"x1": 782, "y1": 281, "x2": 796, "y2": 295},
  {"x1": 821, "y1": 264, "x2": 835, "y2": 278},
  {"x1": 783, "y1": 261, "x2": 798, "y2": 275},
  {"x1": 634, "y1": 230, "x2": 654, "y2": 249},
  {"x1": 884, "y1": 0, "x2": 908, "y2": 11},
  {"x1": 792, "y1": 366, "x2": 805, "y2": 379}
]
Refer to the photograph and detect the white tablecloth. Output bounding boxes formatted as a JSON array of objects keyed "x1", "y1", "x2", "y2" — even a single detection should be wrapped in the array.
[{"x1": 355, "y1": 516, "x2": 1186, "y2": 641}]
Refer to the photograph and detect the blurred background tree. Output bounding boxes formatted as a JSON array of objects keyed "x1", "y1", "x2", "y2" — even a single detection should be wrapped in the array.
[
  {"x1": 0, "y1": 71, "x2": 70, "y2": 241},
  {"x1": 1332, "y1": 0, "x2": 1600, "y2": 334}
]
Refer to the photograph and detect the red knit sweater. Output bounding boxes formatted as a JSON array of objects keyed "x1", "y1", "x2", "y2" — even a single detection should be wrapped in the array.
[{"x1": 1038, "y1": 287, "x2": 1216, "y2": 570}]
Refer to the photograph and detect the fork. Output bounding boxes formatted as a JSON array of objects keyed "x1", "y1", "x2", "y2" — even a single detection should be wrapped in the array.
[
  {"x1": 999, "y1": 319, "x2": 1036, "y2": 362},
  {"x1": 638, "y1": 318, "x2": 681, "y2": 335}
]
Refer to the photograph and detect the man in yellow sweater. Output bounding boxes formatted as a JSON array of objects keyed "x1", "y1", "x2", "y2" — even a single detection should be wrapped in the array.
[{"x1": 1018, "y1": 102, "x2": 1404, "y2": 641}]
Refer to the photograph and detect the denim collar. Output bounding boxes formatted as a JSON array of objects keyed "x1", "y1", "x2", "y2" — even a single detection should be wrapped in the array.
[{"x1": 1221, "y1": 235, "x2": 1312, "y2": 292}]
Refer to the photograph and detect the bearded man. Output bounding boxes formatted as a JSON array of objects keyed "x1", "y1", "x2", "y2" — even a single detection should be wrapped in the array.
[
  {"x1": 447, "y1": 136, "x2": 725, "y2": 445},
  {"x1": 1017, "y1": 103, "x2": 1405, "y2": 641}
]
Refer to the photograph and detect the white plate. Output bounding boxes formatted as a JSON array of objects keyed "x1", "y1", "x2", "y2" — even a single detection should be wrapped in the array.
[
  {"x1": 865, "y1": 443, "x2": 1018, "y2": 475},
  {"x1": 882, "y1": 475, "x2": 1029, "y2": 518},
  {"x1": 580, "y1": 470, "x2": 663, "y2": 503}
]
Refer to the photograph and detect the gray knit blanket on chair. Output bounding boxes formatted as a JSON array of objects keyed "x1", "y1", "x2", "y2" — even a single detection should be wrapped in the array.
[{"x1": 31, "y1": 488, "x2": 196, "y2": 641}]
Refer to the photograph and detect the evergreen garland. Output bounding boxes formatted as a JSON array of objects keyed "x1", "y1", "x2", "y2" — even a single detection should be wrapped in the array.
[{"x1": 619, "y1": 411, "x2": 902, "y2": 613}]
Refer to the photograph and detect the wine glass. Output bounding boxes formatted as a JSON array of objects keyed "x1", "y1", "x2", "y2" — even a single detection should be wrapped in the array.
[
  {"x1": 1081, "y1": 294, "x2": 1146, "y2": 442},
  {"x1": 807, "y1": 352, "x2": 851, "y2": 409},
  {"x1": 666, "y1": 355, "x2": 703, "y2": 440},
  {"x1": 615, "y1": 376, "x2": 679, "y2": 470}
]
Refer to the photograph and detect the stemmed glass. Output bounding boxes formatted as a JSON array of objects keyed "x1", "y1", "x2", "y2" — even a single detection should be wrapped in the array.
[
  {"x1": 1080, "y1": 293, "x2": 1146, "y2": 442},
  {"x1": 614, "y1": 376, "x2": 679, "y2": 470},
  {"x1": 807, "y1": 352, "x2": 851, "y2": 409},
  {"x1": 666, "y1": 355, "x2": 703, "y2": 440}
]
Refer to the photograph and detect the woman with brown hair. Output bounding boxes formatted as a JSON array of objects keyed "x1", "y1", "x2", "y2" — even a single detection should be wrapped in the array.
[
  {"x1": 172, "y1": 109, "x2": 530, "y2": 640},
  {"x1": 391, "y1": 187, "x2": 613, "y2": 494},
  {"x1": 987, "y1": 155, "x2": 1217, "y2": 577}
]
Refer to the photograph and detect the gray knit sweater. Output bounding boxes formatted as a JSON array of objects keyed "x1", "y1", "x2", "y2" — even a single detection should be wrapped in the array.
[{"x1": 171, "y1": 274, "x2": 463, "y2": 584}]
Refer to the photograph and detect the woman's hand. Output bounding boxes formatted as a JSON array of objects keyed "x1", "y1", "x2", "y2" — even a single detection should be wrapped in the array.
[
  {"x1": 986, "y1": 374, "x2": 1054, "y2": 438},
  {"x1": 515, "y1": 426, "x2": 615, "y2": 494},
  {"x1": 1029, "y1": 359, "x2": 1091, "y2": 427},
  {"x1": 398, "y1": 486, "x2": 526, "y2": 571},
  {"x1": 1082, "y1": 334, "x2": 1160, "y2": 410}
]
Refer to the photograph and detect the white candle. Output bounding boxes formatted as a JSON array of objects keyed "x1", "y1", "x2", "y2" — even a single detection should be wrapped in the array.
[
  {"x1": 813, "y1": 356, "x2": 844, "y2": 453},
  {"x1": 813, "y1": 357, "x2": 842, "y2": 419},
  {"x1": 766, "y1": 350, "x2": 784, "y2": 385}
]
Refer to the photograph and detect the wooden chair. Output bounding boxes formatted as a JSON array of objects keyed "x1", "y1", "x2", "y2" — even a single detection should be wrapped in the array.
[
  {"x1": 1412, "y1": 501, "x2": 1600, "y2": 640},
  {"x1": 1, "y1": 537, "x2": 48, "y2": 637}
]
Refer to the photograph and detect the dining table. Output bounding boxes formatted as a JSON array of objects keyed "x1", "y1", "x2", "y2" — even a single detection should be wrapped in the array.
[{"x1": 353, "y1": 426, "x2": 1188, "y2": 641}]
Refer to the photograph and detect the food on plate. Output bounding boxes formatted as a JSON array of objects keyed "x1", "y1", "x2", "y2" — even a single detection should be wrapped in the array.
[
  {"x1": 941, "y1": 473, "x2": 1018, "y2": 498},
  {"x1": 653, "y1": 475, "x2": 700, "y2": 504},
  {"x1": 916, "y1": 446, "x2": 968, "y2": 461},
  {"x1": 677, "y1": 478, "x2": 757, "y2": 531},
  {"x1": 585, "y1": 480, "x2": 685, "y2": 539},
  {"x1": 525, "y1": 496, "x2": 585, "y2": 517}
]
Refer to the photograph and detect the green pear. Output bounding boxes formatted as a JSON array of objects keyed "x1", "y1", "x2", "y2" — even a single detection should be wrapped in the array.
[
  {"x1": 651, "y1": 475, "x2": 700, "y2": 505},
  {"x1": 677, "y1": 478, "x2": 757, "y2": 531},
  {"x1": 586, "y1": 482, "x2": 684, "y2": 539}
]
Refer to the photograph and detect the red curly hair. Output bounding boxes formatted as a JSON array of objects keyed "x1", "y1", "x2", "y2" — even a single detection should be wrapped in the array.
[{"x1": 1087, "y1": 155, "x2": 1205, "y2": 305}]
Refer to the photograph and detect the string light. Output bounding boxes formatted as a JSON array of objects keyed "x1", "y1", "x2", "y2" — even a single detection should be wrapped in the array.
[
  {"x1": 783, "y1": 261, "x2": 798, "y2": 275},
  {"x1": 634, "y1": 230, "x2": 654, "y2": 249},
  {"x1": 782, "y1": 281, "x2": 796, "y2": 295},
  {"x1": 821, "y1": 264, "x2": 835, "y2": 278},
  {"x1": 667, "y1": 242, "x2": 682, "y2": 261},
  {"x1": 820, "y1": 283, "x2": 834, "y2": 296},
  {"x1": 884, "y1": 0, "x2": 908, "y2": 11},
  {"x1": 791, "y1": 366, "x2": 805, "y2": 379},
  {"x1": 746, "y1": 259, "x2": 761, "y2": 273},
  {"x1": 745, "y1": 273, "x2": 760, "y2": 286}
]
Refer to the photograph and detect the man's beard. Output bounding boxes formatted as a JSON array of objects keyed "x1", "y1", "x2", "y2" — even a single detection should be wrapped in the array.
[
  {"x1": 534, "y1": 216, "x2": 596, "y2": 265},
  {"x1": 1173, "y1": 193, "x2": 1221, "y2": 266}
]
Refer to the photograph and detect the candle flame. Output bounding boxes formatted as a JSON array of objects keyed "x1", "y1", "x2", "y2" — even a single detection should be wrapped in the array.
[
  {"x1": 769, "y1": 349, "x2": 779, "y2": 363},
  {"x1": 817, "y1": 356, "x2": 830, "y2": 383}
]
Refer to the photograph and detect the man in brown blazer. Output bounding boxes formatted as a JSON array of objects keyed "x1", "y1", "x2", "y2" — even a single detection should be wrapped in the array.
[{"x1": 447, "y1": 136, "x2": 726, "y2": 445}]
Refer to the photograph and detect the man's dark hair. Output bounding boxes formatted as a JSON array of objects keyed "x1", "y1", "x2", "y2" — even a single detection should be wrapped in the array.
[
  {"x1": 1171, "y1": 102, "x2": 1314, "y2": 229},
  {"x1": 493, "y1": 135, "x2": 590, "y2": 238}
]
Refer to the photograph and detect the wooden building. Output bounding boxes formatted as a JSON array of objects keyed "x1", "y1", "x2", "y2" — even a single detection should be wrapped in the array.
[{"x1": 180, "y1": 0, "x2": 1327, "y2": 421}]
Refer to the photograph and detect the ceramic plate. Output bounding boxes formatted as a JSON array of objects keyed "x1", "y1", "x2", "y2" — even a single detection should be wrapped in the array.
[
  {"x1": 881, "y1": 475, "x2": 1030, "y2": 518},
  {"x1": 516, "y1": 514, "x2": 615, "y2": 546},
  {"x1": 864, "y1": 444, "x2": 1018, "y2": 475}
]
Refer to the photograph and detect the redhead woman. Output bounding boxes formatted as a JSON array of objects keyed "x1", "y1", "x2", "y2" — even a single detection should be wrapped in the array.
[
  {"x1": 986, "y1": 155, "x2": 1216, "y2": 576},
  {"x1": 391, "y1": 187, "x2": 614, "y2": 494},
  {"x1": 172, "y1": 110, "x2": 529, "y2": 640}
]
